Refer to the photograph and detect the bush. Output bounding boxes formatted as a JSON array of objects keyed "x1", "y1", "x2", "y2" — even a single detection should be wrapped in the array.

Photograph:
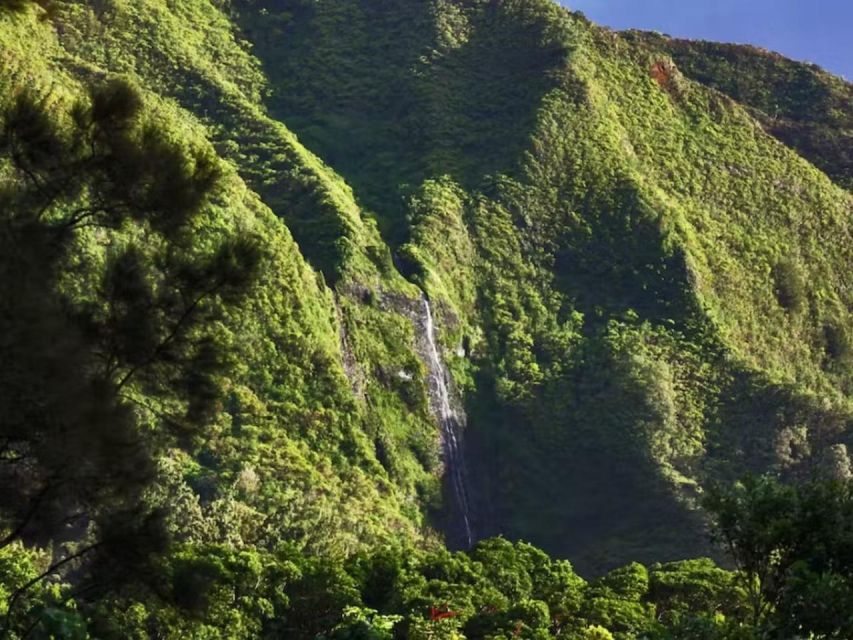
[
  {"x1": 772, "y1": 259, "x2": 807, "y2": 312},
  {"x1": 823, "y1": 321, "x2": 851, "y2": 363}
]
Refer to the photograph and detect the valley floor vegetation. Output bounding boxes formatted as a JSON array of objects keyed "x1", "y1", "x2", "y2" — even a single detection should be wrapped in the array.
[{"x1": 2, "y1": 473, "x2": 853, "y2": 638}]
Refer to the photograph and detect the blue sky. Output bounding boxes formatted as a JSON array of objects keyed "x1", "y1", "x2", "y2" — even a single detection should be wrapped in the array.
[{"x1": 560, "y1": 0, "x2": 852, "y2": 80}]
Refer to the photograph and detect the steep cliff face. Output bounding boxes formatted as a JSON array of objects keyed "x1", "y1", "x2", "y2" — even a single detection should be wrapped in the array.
[{"x1": 1, "y1": 0, "x2": 850, "y2": 575}]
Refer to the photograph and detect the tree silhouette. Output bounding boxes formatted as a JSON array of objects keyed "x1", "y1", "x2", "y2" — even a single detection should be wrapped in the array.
[{"x1": 0, "y1": 78, "x2": 261, "y2": 631}]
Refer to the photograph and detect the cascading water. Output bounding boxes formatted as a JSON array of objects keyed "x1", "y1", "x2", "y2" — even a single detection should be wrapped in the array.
[{"x1": 420, "y1": 296, "x2": 474, "y2": 548}]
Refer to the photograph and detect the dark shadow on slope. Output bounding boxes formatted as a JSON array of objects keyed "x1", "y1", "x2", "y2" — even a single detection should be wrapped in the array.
[
  {"x1": 464, "y1": 161, "x2": 853, "y2": 571},
  {"x1": 465, "y1": 337, "x2": 712, "y2": 576},
  {"x1": 462, "y1": 176, "x2": 713, "y2": 572},
  {"x1": 552, "y1": 180, "x2": 699, "y2": 331},
  {"x1": 706, "y1": 370, "x2": 853, "y2": 485},
  {"x1": 233, "y1": 0, "x2": 571, "y2": 253}
]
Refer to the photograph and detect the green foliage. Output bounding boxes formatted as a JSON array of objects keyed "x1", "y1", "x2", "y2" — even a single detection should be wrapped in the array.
[
  {"x1": 11, "y1": 0, "x2": 845, "y2": 578},
  {"x1": 582, "y1": 563, "x2": 654, "y2": 639},
  {"x1": 6, "y1": 482, "x2": 851, "y2": 640},
  {"x1": 0, "y1": 1, "x2": 850, "y2": 638},
  {"x1": 626, "y1": 32, "x2": 853, "y2": 190},
  {"x1": 705, "y1": 476, "x2": 853, "y2": 638},
  {"x1": 6, "y1": 0, "x2": 435, "y2": 563},
  {"x1": 648, "y1": 559, "x2": 741, "y2": 625},
  {"x1": 0, "y1": 0, "x2": 44, "y2": 15},
  {"x1": 0, "y1": 78, "x2": 261, "y2": 578},
  {"x1": 578, "y1": 626, "x2": 614, "y2": 640},
  {"x1": 703, "y1": 477, "x2": 798, "y2": 626},
  {"x1": 321, "y1": 606, "x2": 402, "y2": 640},
  {"x1": 771, "y1": 259, "x2": 806, "y2": 313},
  {"x1": 0, "y1": 543, "x2": 87, "y2": 639},
  {"x1": 89, "y1": 544, "x2": 299, "y2": 640}
]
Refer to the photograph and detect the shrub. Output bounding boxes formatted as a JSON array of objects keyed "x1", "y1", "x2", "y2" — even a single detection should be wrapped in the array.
[{"x1": 772, "y1": 259, "x2": 807, "y2": 312}]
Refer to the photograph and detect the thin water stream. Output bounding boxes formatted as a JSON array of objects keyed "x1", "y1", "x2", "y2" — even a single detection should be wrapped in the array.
[{"x1": 420, "y1": 296, "x2": 474, "y2": 548}]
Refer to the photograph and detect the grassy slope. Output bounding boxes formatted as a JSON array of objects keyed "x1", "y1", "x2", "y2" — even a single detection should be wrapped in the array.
[
  {"x1": 2, "y1": 0, "x2": 851, "y2": 574},
  {"x1": 491, "y1": 20, "x2": 853, "y2": 569},
  {"x1": 231, "y1": 0, "x2": 852, "y2": 571},
  {"x1": 0, "y1": 1, "x2": 443, "y2": 557},
  {"x1": 626, "y1": 31, "x2": 853, "y2": 191}
]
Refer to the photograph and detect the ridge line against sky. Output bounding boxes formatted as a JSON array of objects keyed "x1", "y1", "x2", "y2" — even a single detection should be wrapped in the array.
[{"x1": 560, "y1": 0, "x2": 852, "y2": 80}]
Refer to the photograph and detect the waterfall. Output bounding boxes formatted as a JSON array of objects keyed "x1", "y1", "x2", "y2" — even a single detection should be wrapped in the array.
[{"x1": 420, "y1": 296, "x2": 474, "y2": 548}]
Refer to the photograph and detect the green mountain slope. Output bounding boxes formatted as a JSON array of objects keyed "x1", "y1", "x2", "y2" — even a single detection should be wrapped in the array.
[
  {"x1": 1, "y1": 0, "x2": 439, "y2": 559},
  {"x1": 0, "y1": 0, "x2": 852, "y2": 633},
  {"x1": 625, "y1": 31, "x2": 853, "y2": 191},
  {"x1": 227, "y1": 0, "x2": 853, "y2": 569}
]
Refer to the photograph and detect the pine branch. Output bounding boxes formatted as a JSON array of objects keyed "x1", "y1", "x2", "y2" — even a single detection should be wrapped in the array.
[{"x1": 1, "y1": 542, "x2": 101, "y2": 639}]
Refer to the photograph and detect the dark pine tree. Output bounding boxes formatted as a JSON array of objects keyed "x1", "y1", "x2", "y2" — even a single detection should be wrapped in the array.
[{"x1": 0, "y1": 79, "x2": 262, "y2": 632}]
